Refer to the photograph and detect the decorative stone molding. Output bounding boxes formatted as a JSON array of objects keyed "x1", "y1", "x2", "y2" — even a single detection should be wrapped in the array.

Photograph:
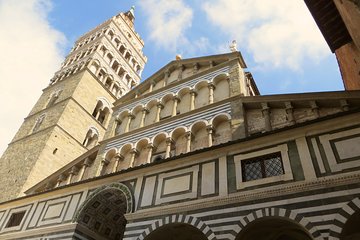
[{"x1": 135, "y1": 213, "x2": 216, "y2": 240}]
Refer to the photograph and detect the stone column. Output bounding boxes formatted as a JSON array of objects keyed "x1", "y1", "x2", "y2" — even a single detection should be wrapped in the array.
[
  {"x1": 44, "y1": 182, "x2": 53, "y2": 191},
  {"x1": 104, "y1": 50, "x2": 109, "y2": 57},
  {"x1": 112, "y1": 153, "x2": 124, "y2": 173},
  {"x1": 193, "y1": 63, "x2": 199, "y2": 74},
  {"x1": 172, "y1": 96, "x2": 180, "y2": 117},
  {"x1": 209, "y1": 60, "x2": 214, "y2": 68},
  {"x1": 110, "y1": 58, "x2": 116, "y2": 67},
  {"x1": 164, "y1": 69, "x2": 170, "y2": 87},
  {"x1": 261, "y1": 103, "x2": 272, "y2": 132},
  {"x1": 95, "y1": 108, "x2": 101, "y2": 120},
  {"x1": 116, "y1": 65, "x2": 121, "y2": 74},
  {"x1": 208, "y1": 83, "x2": 215, "y2": 104},
  {"x1": 185, "y1": 131, "x2": 192, "y2": 153},
  {"x1": 190, "y1": 90, "x2": 197, "y2": 111},
  {"x1": 310, "y1": 101, "x2": 319, "y2": 118},
  {"x1": 178, "y1": 64, "x2": 185, "y2": 81},
  {"x1": 155, "y1": 102, "x2": 164, "y2": 122},
  {"x1": 125, "y1": 114, "x2": 135, "y2": 133},
  {"x1": 207, "y1": 125, "x2": 214, "y2": 147},
  {"x1": 128, "y1": 79, "x2": 133, "y2": 89},
  {"x1": 146, "y1": 144, "x2": 155, "y2": 163},
  {"x1": 55, "y1": 174, "x2": 66, "y2": 187},
  {"x1": 122, "y1": 73, "x2": 128, "y2": 82},
  {"x1": 149, "y1": 81, "x2": 155, "y2": 92},
  {"x1": 140, "y1": 108, "x2": 149, "y2": 127},
  {"x1": 114, "y1": 118, "x2": 122, "y2": 135},
  {"x1": 78, "y1": 157, "x2": 92, "y2": 180},
  {"x1": 165, "y1": 138, "x2": 173, "y2": 158},
  {"x1": 285, "y1": 102, "x2": 296, "y2": 125},
  {"x1": 95, "y1": 67, "x2": 101, "y2": 76},
  {"x1": 83, "y1": 136, "x2": 89, "y2": 147},
  {"x1": 96, "y1": 157, "x2": 109, "y2": 176},
  {"x1": 110, "y1": 81, "x2": 115, "y2": 91},
  {"x1": 129, "y1": 148, "x2": 139, "y2": 167},
  {"x1": 66, "y1": 166, "x2": 78, "y2": 184}
]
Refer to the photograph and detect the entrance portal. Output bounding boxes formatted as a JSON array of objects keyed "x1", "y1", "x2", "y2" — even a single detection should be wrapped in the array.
[
  {"x1": 340, "y1": 210, "x2": 360, "y2": 240},
  {"x1": 144, "y1": 223, "x2": 209, "y2": 240},
  {"x1": 235, "y1": 217, "x2": 313, "y2": 240},
  {"x1": 74, "y1": 184, "x2": 133, "y2": 240}
]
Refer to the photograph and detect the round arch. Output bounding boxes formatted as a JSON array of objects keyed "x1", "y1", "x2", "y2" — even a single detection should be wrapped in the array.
[
  {"x1": 236, "y1": 217, "x2": 314, "y2": 240},
  {"x1": 234, "y1": 208, "x2": 323, "y2": 240},
  {"x1": 211, "y1": 72, "x2": 229, "y2": 84},
  {"x1": 73, "y1": 183, "x2": 134, "y2": 240},
  {"x1": 136, "y1": 214, "x2": 216, "y2": 240},
  {"x1": 330, "y1": 197, "x2": 360, "y2": 240}
]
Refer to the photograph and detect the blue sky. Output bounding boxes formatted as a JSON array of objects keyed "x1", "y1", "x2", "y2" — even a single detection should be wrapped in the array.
[
  {"x1": 49, "y1": 0, "x2": 344, "y2": 94},
  {"x1": 0, "y1": 0, "x2": 344, "y2": 154}
]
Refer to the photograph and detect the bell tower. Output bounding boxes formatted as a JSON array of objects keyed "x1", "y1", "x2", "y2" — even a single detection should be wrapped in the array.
[{"x1": 0, "y1": 7, "x2": 146, "y2": 202}]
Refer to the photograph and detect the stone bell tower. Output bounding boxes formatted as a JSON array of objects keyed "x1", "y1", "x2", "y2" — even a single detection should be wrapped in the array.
[{"x1": 0, "y1": 7, "x2": 146, "y2": 202}]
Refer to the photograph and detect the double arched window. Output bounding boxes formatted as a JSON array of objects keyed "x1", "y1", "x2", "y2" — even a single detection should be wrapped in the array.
[{"x1": 92, "y1": 99, "x2": 111, "y2": 125}]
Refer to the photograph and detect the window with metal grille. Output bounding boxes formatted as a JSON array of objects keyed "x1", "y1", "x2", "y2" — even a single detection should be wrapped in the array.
[
  {"x1": 241, "y1": 152, "x2": 284, "y2": 182},
  {"x1": 5, "y1": 211, "x2": 26, "y2": 228}
]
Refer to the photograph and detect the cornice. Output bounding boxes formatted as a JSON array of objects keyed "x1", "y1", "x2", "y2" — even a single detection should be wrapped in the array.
[{"x1": 125, "y1": 171, "x2": 360, "y2": 221}]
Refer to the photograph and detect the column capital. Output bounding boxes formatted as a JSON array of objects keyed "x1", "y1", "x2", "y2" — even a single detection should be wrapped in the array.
[
  {"x1": 130, "y1": 148, "x2": 139, "y2": 155},
  {"x1": 44, "y1": 182, "x2": 53, "y2": 190},
  {"x1": 310, "y1": 101, "x2": 319, "y2": 117},
  {"x1": 128, "y1": 113, "x2": 135, "y2": 119},
  {"x1": 114, "y1": 153, "x2": 124, "y2": 161},
  {"x1": 142, "y1": 107, "x2": 150, "y2": 113},
  {"x1": 147, "y1": 143, "x2": 155, "y2": 149},
  {"x1": 190, "y1": 89, "x2": 197, "y2": 96},
  {"x1": 185, "y1": 131, "x2": 193, "y2": 139},
  {"x1": 157, "y1": 102, "x2": 164, "y2": 109},
  {"x1": 164, "y1": 69, "x2": 171, "y2": 77},
  {"x1": 70, "y1": 166, "x2": 79, "y2": 175},
  {"x1": 285, "y1": 101, "x2": 293, "y2": 110},
  {"x1": 83, "y1": 157, "x2": 92, "y2": 166},
  {"x1": 173, "y1": 95, "x2": 181, "y2": 102},
  {"x1": 115, "y1": 116, "x2": 122, "y2": 124},
  {"x1": 166, "y1": 137, "x2": 174, "y2": 144},
  {"x1": 101, "y1": 158, "x2": 110, "y2": 165},
  {"x1": 206, "y1": 125, "x2": 214, "y2": 132},
  {"x1": 57, "y1": 174, "x2": 66, "y2": 182},
  {"x1": 208, "y1": 82, "x2": 216, "y2": 90}
]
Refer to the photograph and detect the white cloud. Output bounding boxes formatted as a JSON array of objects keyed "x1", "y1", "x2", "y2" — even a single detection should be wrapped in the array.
[
  {"x1": 138, "y1": 0, "x2": 193, "y2": 51},
  {"x1": 0, "y1": 0, "x2": 66, "y2": 155},
  {"x1": 203, "y1": 0, "x2": 329, "y2": 70}
]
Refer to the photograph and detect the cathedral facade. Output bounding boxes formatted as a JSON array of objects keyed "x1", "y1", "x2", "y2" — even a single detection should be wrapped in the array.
[{"x1": 0, "y1": 7, "x2": 360, "y2": 240}]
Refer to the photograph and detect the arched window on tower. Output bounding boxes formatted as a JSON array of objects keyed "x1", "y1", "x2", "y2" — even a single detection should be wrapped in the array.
[
  {"x1": 92, "y1": 99, "x2": 111, "y2": 125},
  {"x1": 82, "y1": 127, "x2": 99, "y2": 148},
  {"x1": 125, "y1": 52, "x2": 131, "y2": 61},
  {"x1": 119, "y1": 45, "x2": 126, "y2": 55}
]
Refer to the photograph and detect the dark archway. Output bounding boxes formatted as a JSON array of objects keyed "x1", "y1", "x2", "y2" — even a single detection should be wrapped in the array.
[
  {"x1": 236, "y1": 217, "x2": 313, "y2": 240},
  {"x1": 340, "y1": 209, "x2": 360, "y2": 240},
  {"x1": 74, "y1": 183, "x2": 133, "y2": 240},
  {"x1": 144, "y1": 223, "x2": 209, "y2": 240}
]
